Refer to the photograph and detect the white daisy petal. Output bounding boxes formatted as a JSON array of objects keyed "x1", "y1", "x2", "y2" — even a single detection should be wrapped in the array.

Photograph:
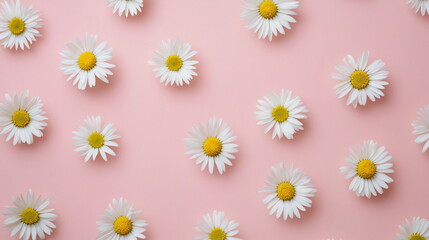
[
  {"x1": 185, "y1": 117, "x2": 238, "y2": 175},
  {"x1": 149, "y1": 39, "x2": 198, "y2": 86},
  {"x1": 107, "y1": 0, "x2": 143, "y2": 17},
  {"x1": 242, "y1": 0, "x2": 298, "y2": 41},
  {"x1": 260, "y1": 163, "x2": 316, "y2": 220},
  {"x1": 3, "y1": 190, "x2": 56, "y2": 240},
  {"x1": 332, "y1": 51, "x2": 389, "y2": 108},
  {"x1": 73, "y1": 116, "x2": 119, "y2": 162},
  {"x1": 339, "y1": 140, "x2": 394, "y2": 198},
  {"x1": 407, "y1": 0, "x2": 429, "y2": 16},
  {"x1": 195, "y1": 211, "x2": 241, "y2": 240},
  {"x1": 396, "y1": 217, "x2": 429, "y2": 240},
  {"x1": 97, "y1": 198, "x2": 147, "y2": 240},
  {"x1": 0, "y1": 0, "x2": 42, "y2": 50},
  {"x1": 412, "y1": 105, "x2": 429, "y2": 152},
  {"x1": 255, "y1": 89, "x2": 307, "y2": 140},
  {"x1": 0, "y1": 91, "x2": 47, "y2": 145},
  {"x1": 60, "y1": 33, "x2": 115, "y2": 90}
]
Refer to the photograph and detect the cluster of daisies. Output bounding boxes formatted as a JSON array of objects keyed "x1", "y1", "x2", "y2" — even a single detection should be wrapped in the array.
[
  {"x1": 0, "y1": 0, "x2": 425, "y2": 53},
  {"x1": 0, "y1": 90, "x2": 120, "y2": 162},
  {"x1": 3, "y1": 190, "x2": 243, "y2": 240},
  {"x1": 4, "y1": 190, "x2": 429, "y2": 240},
  {"x1": 1, "y1": 0, "x2": 429, "y2": 240}
]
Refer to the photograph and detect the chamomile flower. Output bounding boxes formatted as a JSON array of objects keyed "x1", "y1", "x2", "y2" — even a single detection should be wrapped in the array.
[
  {"x1": 3, "y1": 189, "x2": 56, "y2": 240},
  {"x1": 73, "y1": 116, "x2": 120, "y2": 162},
  {"x1": 0, "y1": 0, "x2": 42, "y2": 50},
  {"x1": 340, "y1": 140, "x2": 394, "y2": 198},
  {"x1": 255, "y1": 89, "x2": 307, "y2": 139},
  {"x1": 0, "y1": 91, "x2": 47, "y2": 145},
  {"x1": 412, "y1": 105, "x2": 429, "y2": 152},
  {"x1": 407, "y1": 0, "x2": 429, "y2": 16},
  {"x1": 260, "y1": 163, "x2": 316, "y2": 220},
  {"x1": 242, "y1": 0, "x2": 299, "y2": 41},
  {"x1": 397, "y1": 217, "x2": 429, "y2": 240},
  {"x1": 107, "y1": 0, "x2": 143, "y2": 17},
  {"x1": 60, "y1": 33, "x2": 115, "y2": 90},
  {"x1": 195, "y1": 211, "x2": 241, "y2": 240},
  {"x1": 148, "y1": 39, "x2": 198, "y2": 86},
  {"x1": 185, "y1": 117, "x2": 238, "y2": 175},
  {"x1": 97, "y1": 198, "x2": 147, "y2": 240},
  {"x1": 332, "y1": 51, "x2": 389, "y2": 108}
]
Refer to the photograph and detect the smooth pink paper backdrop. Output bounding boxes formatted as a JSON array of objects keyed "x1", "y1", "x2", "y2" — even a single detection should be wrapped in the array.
[{"x1": 1, "y1": 0, "x2": 429, "y2": 239}]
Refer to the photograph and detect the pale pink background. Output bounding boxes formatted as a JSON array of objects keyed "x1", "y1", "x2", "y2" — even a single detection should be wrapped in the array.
[{"x1": 1, "y1": 0, "x2": 429, "y2": 239}]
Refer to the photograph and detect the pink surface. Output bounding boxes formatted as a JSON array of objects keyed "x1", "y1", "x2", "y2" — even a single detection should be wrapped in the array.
[{"x1": 1, "y1": 0, "x2": 429, "y2": 239}]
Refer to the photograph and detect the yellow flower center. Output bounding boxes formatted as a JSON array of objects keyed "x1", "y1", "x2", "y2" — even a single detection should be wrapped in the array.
[
  {"x1": 88, "y1": 132, "x2": 104, "y2": 149},
  {"x1": 165, "y1": 55, "x2": 183, "y2": 71},
  {"x1": 209, "y1": 228, "x2": 227, "y2": 240},
  {"x1": 357, "y1": 159, "x2": 377, "y2": 179},
  {"x1": 276, "y1": 182, "x2": 296, "y2": 201},
  {"x1": 21, "y1": 208, "x2": 40, "y2": 225},
  {"x1": 259, "y1": 0, "x2": 278, "y2": 19},
  {"x1": 409, "y1": 234, "x2": 425, "y2": 240},
  {"x1": 78, "y1": 52, "x2": 97, "y2": 71},
  {"x1": 8, "y1": 17, "x2": 26, "y2": 35},
  {"x1": 203, "y1": 137, "x2": 223, "y2": 157},
  {"x1": 12, "y1": 110, "x2": 30, "y2": 128},
  {"x1": 350, "y1": 70, "x2": 370, "y2": 90},
  {"x1": 113, "y1": 216, "x2": 133, "y2": 235},
  {"x1": 272, "y1": 106, "x2": 289, "y2": 123}
]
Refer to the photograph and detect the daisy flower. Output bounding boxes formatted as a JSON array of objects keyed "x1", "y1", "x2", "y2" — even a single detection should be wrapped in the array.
[
  {"x1": 242, "y1": 0, "x2": 299, "y2": 41},
  {"x1": 332, "y1": 51, "x2": 389, "y2": 108},
  {"x1": 407, "y1": 0, "x2": 429, "y2": 16},
  {"x1": 255, "y1": 89, "x2": 308, "y2": 139},
  {"x1": 340, "y1": 140, "x2": 394, "y2": 198},
  {"x1": 412, "y1": 105, "x2": 429, "y2": 152},
  {"x1": 260, "y1": 163, "x2": 316, "y2": 220},
  {"x1": 195, "y1": 211, "x2": 241, "y2": 240},
  {"x1": 148, "y1": 39, "x2": 198, "y2": 86},
  {"x1": 107, "y1": 0, "x2": 143, "y2": 17},
  {"x1": 0, "y1": 0, "x2": 42, "y2": 50},
  {"x1": 397, "y1": 217, "x2": 429, "y2": 240},
  {"x1": 73, "y1": 116, "x2": 120, "y2": 162},
  {"x1": 3, "y1": 189, "x2": 56, "y2": 240},
  {"x1": 60, "y1": 33, "x2": 115, "y2": 90},
  {"x1": 185, "y1": 117, "x2": 238, "y2": 175},
  {"x1": 0, "y1": 91, "x2": 47, "y2": 145},
  {"x1": 97, "y1": 198, "x2": 147, "y2": 240}
]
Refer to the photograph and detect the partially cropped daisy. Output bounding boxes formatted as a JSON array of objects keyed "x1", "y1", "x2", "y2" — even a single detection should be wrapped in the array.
[
  {"x1": 97, "y1": 198, "x2": 147, "y2": 240},
  {"x1": 412, "y1": 105, "x2": 429, "y2": 152},
  {"x1": 256, "y1": 89, "x2": 308, "y2": 139},
  {"x1": 340, "y1": 140, "x2": 394, "y2": 198},
  {"x1": 3, "y1": 189, "x2": 56, "y2": 240},
  {"x1": 407, "y1": 0, "x2": 429, "y2": 16},
  {"x1": 332, "y1": 51, "x2": 389, "y2": 108},
  {"x1": 260, "y1": 163, "x2": 316, "y2": 220},
  {"x1": 73, "y1": 116, "x2": 120, "y2": 162},
  {"x1": 107, "y1": 0, "x2": 143, "y2": 17},
  {"x1": 0, "y1": 91, "x2": 47, "y2": 145},
  {"x1": 397, "y1": 217, "x2": 429, "y2": 240},
  {"x1": 0, "y1": 0, "x2": 42, "y2": 50},
  {"x1": 195, "y1": 211, "x2": 241, "y2": 240},
  {"x1": 148, "y1": 39, "x2": 198, "y2": 86},
  {"x1": 242, "y1": 0, "x2": 299, "y2": 41},
  {"x1": 60, "y1": 33, "x2": 115, "y2": 90},
  {"x1": 185, "y1": 117, "x2": 238, "y2": 174}
]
